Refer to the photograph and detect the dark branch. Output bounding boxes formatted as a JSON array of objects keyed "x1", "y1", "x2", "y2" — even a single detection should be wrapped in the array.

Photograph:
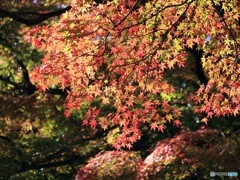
[
  {"x1": 0, "y1": 6, "x2": 71, "y2": 26},
  {"x1": 18, "y1": 154, "x2": 84, "y2": 172},
  {"x1": 186, "y1": 47, "x2": 208, "y2": 85},
  {"x1": 113, "y1": 0, "x2": 140, "y2": 29},
  {"x1": 0, "y1": 34, "x2": 35, "y2": 94},
  {"x1": 0, "y1": 33, "x2": 69, "y2": 96},
  {"x1": 122, "y1": 0, "x2": 191, "y2": 31},
  {"x1": 0, "y1": 75, "x2": 22, "y2": 89},
  {"x1": 14, "y1": 59, "x2": 37, "y2": 95},
  {"x1": 46, "y1": 88, "x2": 68, "y2": 97}
]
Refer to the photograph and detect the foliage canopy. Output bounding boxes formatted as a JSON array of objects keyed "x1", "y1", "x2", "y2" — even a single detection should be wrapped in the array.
[
  {"x1": 26, "y1": 0, "x2": 240, "y2": 149},
  {"x1": 1, "y1": 0, "x2": 240, "y2": 179}
]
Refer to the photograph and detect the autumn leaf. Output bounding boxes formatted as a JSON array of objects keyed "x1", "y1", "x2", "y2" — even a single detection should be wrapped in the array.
[
  {"x1": 93, "y1": 109, "x2": 100, "y2": 117},
  {"x1": 173, "y1": 120, "x2": 181, "y2": 127},
  {"x1": 201, "y1": 118, "x2": 209, "y2": 125},
  {"x1": 136, "y1": 51, "x2": 145, "y2": 58},
  {"x1": 102, "y1": 97, "x2": 110, "y2": 104},
  {"x1": 207, "y1": 111, "x2": 213, "y2": 118},
  {"x1": 126, "y1": 143, "x2": 133, "y2": 150},
  {"x1": 100, "y1": 119, "x2": 108, "y2": 130},
  {"x1": 82, "y1": 119, "x2": 89, "y2": 126},
  {"x1": 146, "y1": 83, "x2": 153, "y2": 92},
  {"x1": 166, "y1": 114, "x2": 173, "y2": 122},
  {"x1": 64, "y1": 110, "x2": 71, "y2": 118},
  {"x1": 158, "y1": 125, "x2": 165, "y2": 133},
  {"x1": 143, "y1": 101, "x2": 152, "y2": 110},
  {"x1": 111, "y1": 47, "x2": 120, "y2": 54},
  {"x1": 150, "y1": 122, "x2": 158, "y2": 131},
  {"x1": 90, "y1": 119, "x2": 97, "y2": 129},
  {"x1": 167, "y1": 60, "x2": 175, "y2": 69},
  {"x1": 126, "y1": 99, "x2": 134, "y2": 107}
]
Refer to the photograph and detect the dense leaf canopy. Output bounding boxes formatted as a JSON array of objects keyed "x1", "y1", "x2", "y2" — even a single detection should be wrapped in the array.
[
  {"x1": 26, "y1": 0, "x2": 240, "y2": 149},
  {"x1": 0, "y1": 0, "x2": 240, "y2": 179}
]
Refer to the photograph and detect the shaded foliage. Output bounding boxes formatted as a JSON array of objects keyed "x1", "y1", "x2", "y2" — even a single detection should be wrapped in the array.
[{"x1": 76, "y1": 129, "x2": 240, "y2": 179}]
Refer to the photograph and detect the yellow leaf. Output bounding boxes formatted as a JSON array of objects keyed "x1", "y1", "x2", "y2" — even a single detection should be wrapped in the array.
[
  {"x1": 166, "y1": 114, "x2": 173, "y2": 122},
  {"x1": 139, "y1": 81, "x2": 145, "y2": 88},
  {"x1": 201, "y1": 118, "x2": 208, "y2": 125},
  {"x1": 146, "y1": 83, "x2": 153, "y2": 91}
]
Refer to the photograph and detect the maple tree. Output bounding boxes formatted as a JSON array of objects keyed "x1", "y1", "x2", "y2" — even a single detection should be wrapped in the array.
[
  {"x1": 1, "y1": 0, "x2": 240, "y2": 179},
  {"x1": 25, "y1": 0, "x2": 240, "y2": 149}
]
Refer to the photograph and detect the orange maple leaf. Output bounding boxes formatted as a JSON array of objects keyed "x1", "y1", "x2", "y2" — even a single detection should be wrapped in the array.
[
  {"x1": 167, "y1": 60, "x2": 175, "y2": 69},
  {"x1": 201, "y1": 118, "x2": 208, "y2": 125},
  {"x1": 150, "y1": 122, "x2": 158, "y2": 131}
]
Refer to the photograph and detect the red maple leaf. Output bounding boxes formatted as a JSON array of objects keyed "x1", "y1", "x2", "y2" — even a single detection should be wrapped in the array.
[
  {"x1": 90, "y1": 119, "x2": 97, "y2": 129},
  {"x1": 158, "y1": 125, "x2": 165, "y2": 132},
  {"x1": 173, "y1": 120, "x2": 181, "y2": 127},
  {"x1": 64, "y1": 110, "x2": 71, "y2": 118},
  {"x1": 111, "y1": 47, "x2": 120, "y2": 54},
  {"x1": 82, "y1": 119, "x2": 89, "y2": 126},
  {"x1": 126, "y1": 99, "x2": 134, "y2": 107}
]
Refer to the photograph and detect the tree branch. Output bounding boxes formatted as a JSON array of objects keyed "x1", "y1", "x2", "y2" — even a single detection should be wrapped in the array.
[
  {"x1": 113, "y1": 0, "x2": 140, "y2": 29},
  {"x1": 0, "y1": 6, "x2": 71, "y2": 26},
  {"x1": 18, "y1": 154, "x2": 85, "y2": 172},
  {"x1": 0, "y1": 75, "x2": 22, "y2": 88},
  {"x1": 186, "y1": 47, "x2": 208, "y2": 85},
  {"x1": 14, "y1": 59, "x2": 37, "y2": 95}
]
